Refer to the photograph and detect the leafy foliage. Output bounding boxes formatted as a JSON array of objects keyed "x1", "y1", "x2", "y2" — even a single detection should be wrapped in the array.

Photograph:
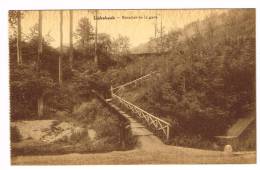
[
  {"x1": 144, "y1": 10, "x2": 255, "y2": 137},
  {"x1": 10, "y1": 64, "x2": 55, "y2": 120},
  {"x1": 75, "y1": 17, "x2": 94, "y2": 57}
]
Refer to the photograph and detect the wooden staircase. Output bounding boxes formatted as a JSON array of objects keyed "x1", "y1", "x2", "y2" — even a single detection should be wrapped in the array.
[
  {"x1": 215, "y1": 114, "x2": 255, "y2": 148},
  {"x1": 109, "y1": 102, "x2": 154, "y2": 137}
]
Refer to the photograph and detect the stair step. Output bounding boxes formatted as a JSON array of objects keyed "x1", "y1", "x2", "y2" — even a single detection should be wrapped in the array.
[
  {"x1": 119, "y1": 111, "x2": 126, "y2": 114},
  {"x1": 131, "y1": 122, "x2": 145, "y2": 128},
  {"x1": 111, "y1": 102, "x2": 157, "y2": 138},
  {"x1": 110, "y1": 104, "x2": 121, "y2": 111},
  {"x1": 121, "y1": 113, "x2": 131, "y2": 117},
  {"x1": 113, "y1": 105, "x2": 120, "y2": 111},
  {"x1": 105, "y1": 98, "x2": 112, "y2": 102},
  {"x1": 131, "y1": 127, "x2": 153, "y2": 136},
  {"x1": 128, "y1": 118, "x2": 138, "y2": 123},
  {"x1": 215, "y1": 136, "x2": 237, "y2": 139}
]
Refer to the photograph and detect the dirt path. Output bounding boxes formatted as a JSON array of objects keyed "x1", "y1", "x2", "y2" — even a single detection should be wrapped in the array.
[
  {"x1": 12, "y1": 106, "x2": 256, "y2": 165},
  {"x1": 12, "y1": 117, "x2": 256, "y2": 165},
  {"x1": 12, "y1": 134, "x2": 256, "y2": 165}
]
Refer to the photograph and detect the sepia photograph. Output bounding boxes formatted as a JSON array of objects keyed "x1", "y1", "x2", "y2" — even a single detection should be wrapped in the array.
[{"x1": 8, "y1": 8, "x2": 256, "y2": 164}]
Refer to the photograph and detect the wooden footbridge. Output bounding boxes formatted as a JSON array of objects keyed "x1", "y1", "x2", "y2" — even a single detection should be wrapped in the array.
[{"x1": 111, "y1": 72, "x2": 171, "y2": 141}]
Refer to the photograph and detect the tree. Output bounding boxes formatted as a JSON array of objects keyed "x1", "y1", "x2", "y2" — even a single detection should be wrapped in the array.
[
  {"x1": 9, "y1": 10, "x2": 20, "y2": 27},
  {"x1": 8, "y1": 10, "x2": 23, "y2": 65},
  {"x1": 144, "y1": 9, "x2": 255, "y2": 138},
  {"x1": 94, "y1": 10, "x2": 98, "y2": 65},
  {"x1": 97, "y1": 34, "x2": 111, "y2": 51},
  {"x1": 37, "y1": 11, "x2": 43, "y2": 72},
  {"x1": 69, "y1": 10, "x2": 74, "y2": 69},
  {"x1": 159, "y1": 13, "x2": 164, "y2": 53},
  {"x1": 17, "y1": 11, "x2": 22, "y2": 64},
  {"x1": 10, "y1": 64, "x2": 54, "y2": 120},
  {"x1": 96, "y1": 33, "x2": 114, "y2": 71},
  {"x1": 75, "y1": 17, "x2": 94, "y2": 57},
  {"x1": 9, "y1": 11, "x2": 57, "y2": 120},
  {"x1": 111, "y1": 34, "x2": 130, "y2": 58},
  {"x1": 9, "y1": 11, "x2": 55, "y2": 119},
  {"x1": 37, "y1": 10, "x2": 44, "y2": 117},
  {"x1": 59, "y1": 10, "x2": 63, "y2": 85}
]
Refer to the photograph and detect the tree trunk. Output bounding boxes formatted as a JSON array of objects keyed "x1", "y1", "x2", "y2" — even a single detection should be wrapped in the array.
[
  {"x1": 154, "y1": 10, "x2": 157, "y2": 39},
  {"x1": 160, "y1": 13, "x2": 163, "y2": 53},
  {"x1": 69, "y1": 10, "x2": 73, "y2": 70},
  {"x1": 94, "y1": 10, "x2": 98, "y2": 65},
  {"x1": 37, "y1": 94, "x2": 44, "y2": 117},
  {"x1": 37, "y1": 11, "x2": 42, "y2": 72},
  {"x1": 17, "y1": 11, "x2": 22, "y2": 65},
  {"x1": 119, "y1": 122, "x2": 126, "y2": 150},
  {"x1": 59, "y1": 10, "x2": 63, "y2": 85},
  {"x1": 37, "y1": 11, "x2": 44, "y2": 117}
]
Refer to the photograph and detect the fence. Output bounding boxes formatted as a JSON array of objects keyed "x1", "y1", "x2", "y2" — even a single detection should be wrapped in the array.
[
  {"x1": 112, "y1": 93, "x2": 171, "y2": 141},
  {"x1": 112, "y1": 71, "x2": 158, "y2": 94}
]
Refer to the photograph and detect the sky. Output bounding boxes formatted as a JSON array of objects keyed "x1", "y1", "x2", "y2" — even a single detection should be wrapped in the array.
[{"x1": 15, "y1": 9, "x2": 226, "y2": 48}]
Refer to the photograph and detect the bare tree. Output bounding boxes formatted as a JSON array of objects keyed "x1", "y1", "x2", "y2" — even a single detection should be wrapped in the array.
[
  {"x1": 37, "y1": 10, "x2": 43, "y2": 117},
  {"x1": 160, "y1": 12, "x2": 163, "y2": 53},
  {"x1": 17, "y1": 11, "x2": 22, "y2": 64},
  {"x1": 37, "y1": 11, "x2": 43, "y2": 71},
  {"x1": 111, "y1": 34, "x2": 130, "y2": 58},
  {"x1": 59, "y1": 10, "x2": 63, "y2": 85},
  {"x1": 69, "y1": 10, "x2": 73, "y2": 69},
  {"x1": 157, "y1": 12, "x2": 166, "y2": 53},
  {"x1": 154, "y1": 10, "x2": 158, "y2": 39},
  {"x1": 94, "y1": 10, "x2": 98, "y2": 65}
]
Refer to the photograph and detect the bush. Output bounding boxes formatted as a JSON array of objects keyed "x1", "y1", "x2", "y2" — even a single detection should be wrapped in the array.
[
  {"x1": 171, "y1": 134, "x2": 214, "y2": 150},
  {"x1": 92, "y1": 114, "x2": 120, "y2": 140},
  {"x1": 72, "y1": 99, "x2": 99, "y2": 124},
  {"x1": 10, "y1": 64, "x2": 55, "y2": 120},
  {"x1": 69, "y1": 128, "x2": 89, "y2": 145},
  {"x1": 142, "y1": 11, "x2": 255, "y2": 138},
  {"x1": 45, "y1": 85, "x2": 81, "y2": 113}
]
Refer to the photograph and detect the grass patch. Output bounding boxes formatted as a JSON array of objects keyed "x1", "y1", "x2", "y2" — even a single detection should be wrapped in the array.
[
  {"x1": 170, "y1": 134, "x2": 217, "y2": 150},
  {"x1": 11, "y1": 98, "x2": 136, "y2": 156}
]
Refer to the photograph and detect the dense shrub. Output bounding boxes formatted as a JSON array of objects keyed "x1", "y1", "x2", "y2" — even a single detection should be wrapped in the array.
[
  {"x1": 10, "y1": 64, "x2": 55, "y2": 120},
  {"x1": 73, "y1": 99, "x2": 120, "y2": 142},
  {"x1": 69, "y1": 129, "x2": 90, "y2": 145},
  {"x1": 72, "y1": 99, "x2": 122, "y2": 150},
  {"x1": 72, "y1": 100, "x2": 98, "y2": 124},
  {"x1": 45, "y1": 85, "x2": 81, "y2": 113},
  {"x1": 142, "y1": 10, "x2": 255, "y2": 138},
  {"x1": 171, "y1": 134, "x2": 214, "y2": 150},
  {"x1": 92, "y1": 113, "x2": 120, "y2": 141}
]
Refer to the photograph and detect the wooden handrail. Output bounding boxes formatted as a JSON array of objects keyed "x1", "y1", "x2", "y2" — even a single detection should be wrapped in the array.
[
  {"x1": 110, "y1": 71, "x2": 171, "y2": 141},
  {"x1": 112, "y1": 94, "x2": 170, "y2": 126},
  {"x1": 112, "y1": 71, "x2": 157, "y2": 92},
  {"x1": 112, "y1": 93, "x2": 171, "y2": 140}
]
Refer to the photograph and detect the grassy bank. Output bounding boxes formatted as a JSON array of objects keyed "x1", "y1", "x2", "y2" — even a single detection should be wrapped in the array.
[{"x1": 11, "y1": 98, "x2": 136, "y2": 156}]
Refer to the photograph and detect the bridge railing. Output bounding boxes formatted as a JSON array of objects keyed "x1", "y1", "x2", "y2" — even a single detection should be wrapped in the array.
[
  {"x1": 112, "y1": 93, "x2": 171, "y2": 141},
  {"x1": 112, "y1": 71, "x2": 158, "y2": 94}
]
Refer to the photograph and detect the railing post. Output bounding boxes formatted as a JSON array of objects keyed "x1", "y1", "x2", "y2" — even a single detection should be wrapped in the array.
[
  {"x1": 113, "y1": 93, "x2": 171, "y2": 143},
  {"x1": 166, "y1": 126, "x2": 170, "y2": 141},
  {"x1": 111, "y1": 86, "x2": 113, "y2": 96}
]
